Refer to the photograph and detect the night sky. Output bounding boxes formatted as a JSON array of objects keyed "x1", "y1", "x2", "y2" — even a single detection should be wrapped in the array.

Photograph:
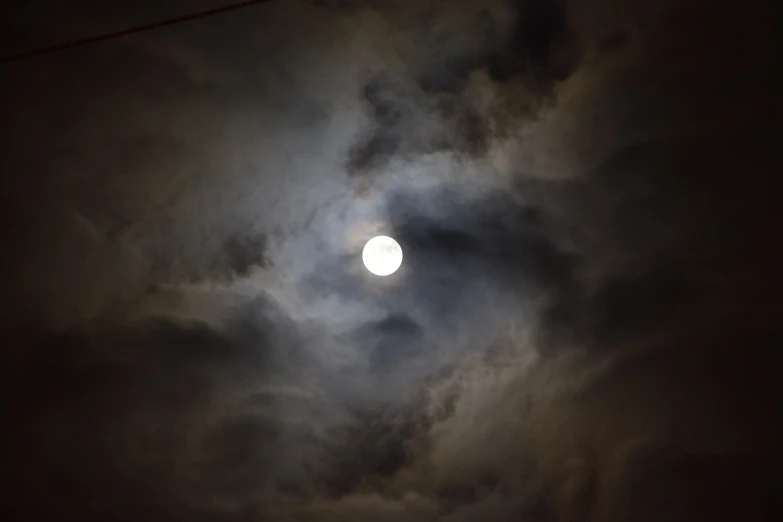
[{"x1": 2, "y1": 1, "x2": 783, "y2": 520}]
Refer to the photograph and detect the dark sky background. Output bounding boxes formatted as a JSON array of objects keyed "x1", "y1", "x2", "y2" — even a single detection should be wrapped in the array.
[{"x1": 2, "y1": 0, "x2": 782, "y2": 520}]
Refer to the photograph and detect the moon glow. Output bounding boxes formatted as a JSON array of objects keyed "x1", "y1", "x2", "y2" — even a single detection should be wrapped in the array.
[{"x1": 362, "y1": 236, "x2": 403, "y2": 276}]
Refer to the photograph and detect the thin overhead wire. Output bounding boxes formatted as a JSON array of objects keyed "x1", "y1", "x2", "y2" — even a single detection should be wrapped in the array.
[{"x1": 1, "y1": 0, "x2": 276, "y2": 64}]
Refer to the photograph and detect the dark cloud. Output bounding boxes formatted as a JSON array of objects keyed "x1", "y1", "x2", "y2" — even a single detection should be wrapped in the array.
[
  {"x1": 346, "y1": 74, "x2": 492, "y2": 175},
  {"x1": 4, "y1": 0, "x2": 783, "y2": 520},
  {"x1": 217, "y1": 233, "x2": 272, "y2": 277},
  {"x1": 346, "y1": 0, "x2": 583, "y2": 178},
  {"x1": 487, "y1": 0, "x2": 580, "y2": 83},
  {"x1": 5, "y1": 297, "x2": 335, "y2": 517}
]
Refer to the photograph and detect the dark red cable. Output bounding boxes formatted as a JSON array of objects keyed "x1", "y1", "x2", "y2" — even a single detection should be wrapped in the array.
[{"x1": 1, "y1": 0, "x2": 275, "y2": 64}]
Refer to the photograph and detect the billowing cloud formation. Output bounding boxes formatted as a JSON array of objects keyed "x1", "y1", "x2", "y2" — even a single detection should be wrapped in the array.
[{"x1": 3, "y1": 0, "x2": 782, "y2": 520}]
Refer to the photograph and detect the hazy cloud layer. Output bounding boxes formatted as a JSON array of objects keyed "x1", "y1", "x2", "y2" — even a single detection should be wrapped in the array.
[{"x1": 3, "y1": 0, "x2": 782, "y2": 520}]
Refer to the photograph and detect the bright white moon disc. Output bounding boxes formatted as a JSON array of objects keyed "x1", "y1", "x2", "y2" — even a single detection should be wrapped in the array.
[{"x1": 362, "y1": 236, "x2": 403, "y2": 276}]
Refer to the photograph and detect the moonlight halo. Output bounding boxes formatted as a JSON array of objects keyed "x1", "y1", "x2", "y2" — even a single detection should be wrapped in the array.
[{"x1": 362, "y1": 236, "x2": 403, "y2": 276}]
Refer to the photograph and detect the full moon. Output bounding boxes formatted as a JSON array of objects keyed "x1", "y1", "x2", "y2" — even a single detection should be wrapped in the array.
[{"x1": 362, "y1": 236, "x2": 403, "y2": 276}]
